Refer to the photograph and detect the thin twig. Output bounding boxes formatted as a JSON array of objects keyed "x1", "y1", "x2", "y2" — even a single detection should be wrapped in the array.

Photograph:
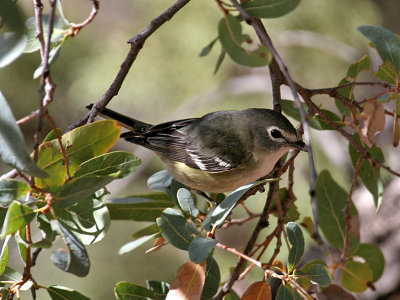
[
  {"x1": 69, "y1": 0, "x2": 99, "y2": 35},
  {"x1": 67, "y1": 0, "x2": 192, "y2": 131}
]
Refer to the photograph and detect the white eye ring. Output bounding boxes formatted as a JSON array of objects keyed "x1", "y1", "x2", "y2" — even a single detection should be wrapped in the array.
[{"x1": 267, "y1": 126, "x2": 285, "y2": 140}]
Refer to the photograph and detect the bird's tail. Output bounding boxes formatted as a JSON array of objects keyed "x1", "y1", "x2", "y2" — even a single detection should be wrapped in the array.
[{"x1": 86, "y1": 104, "x2": 151, "y2": 131}]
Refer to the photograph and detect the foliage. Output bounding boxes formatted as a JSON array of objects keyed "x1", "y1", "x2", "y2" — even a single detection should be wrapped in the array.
[{"x1": 0, "y1": 0, "x2": 399, "y2": 299}]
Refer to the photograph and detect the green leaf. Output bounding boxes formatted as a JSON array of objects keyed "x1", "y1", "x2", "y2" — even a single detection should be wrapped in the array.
[
  {"x1": 358, "y1": 25, "x2": 400, "y2": 73},
  {"x1": 0, "y1": 236, "x2": 10, "y2": 275},
  {"x1": 242, "y1": 0, "x2": 301, "y2": 18},
  {"x1": 218, "y1": 14, "x2": 271, "y2": 67},
  {"x1": 355, "y1": 243, "x2": 385, "y2": 282},
  {"x1": 276, "y1": 285, "x2": 295, "y2": 300},
  {"x1": 341, "y1": 260, "x2": 372, "y2": 293},
  {"x1": 0, "y1": 266, "x2": 22, "y2": 283},
  {"x1": 53, "y1": 194, "x2": 110, "y2": 245},
  {"x1": 132, "y1": 223, "x2": 160, "y2": 239},
  {"x1": 0, "y1": 32, "x2": 27, "y2": 68},
  {"x1": 33, "y1": 44, "x2": 62, "y2": 78},
  {"x1": 147, "y1": 170, "x2": 173, "y2": 194},
  {"x1": 214, "y1": 49, "x2": 226, "y2": 75},
  {"x1": 47, "y1": 285, "x2": 90, "y2": 300},
  {"x1": 211, "y1": 179, "x2": 277, "y2": 228},
  {"x1": 201, "y1": 257, "x2": 220, "y2": 300},
  {"x1": 43, "y1": 128, "x2": 64, "y2": 143},
  {"x1": 286, "y1": 222, "x2": 304, "y2": 272},
  {"x1": 199, "y1": 38, "x2": 218, "y2": 57},
  {"x1": 0, "y1": 91, "x2": 48, "y2": 178},
  {"x1": 119, "y1": 233, "x2": 159, "y2": 255},
  {"x1": 224, "y1": 290, "x2": 240, "y2": 300},
  {"x1": 316, "y1": 170, "x2": 359, "y2": 251},
  {"x1": 346, "y1": 54, "x2": 370, "y2": 78},
  {"x1": 348, "y1": 135, "x2": 383, "y2": 209},
  {"x1": 189, "y1": 237, "x2": 217, "y2": 263},
  {"x1": 146, "y1": 280, "x2": 169, "y2": 300},
  {"x1": 303, "y1": 264, "x2": 331, "y2": 287},
  {"x1": 1, "y1": 201, "x2": 36, "y2": 237},
  {"x1": 50, "y1": 220, "x2": 90, "y2": 277},
  {"x1": 106, "y1": 193, "x2": 175, "y2": 222},
  {"x1": 0, "y1": 179, "x2": 30, "y2": 208},
  {"x1": 114, "y1": 281, "x2": 154, "y2": 300},
  {"x1": 373, "y1": 61, "x2": 398, "y2": 84},
  {"x1": 177, "y1": 188, "x2": 199, "y2": 219},
  {"x1": 35, "y1": 119, "x2": 121, "y2": 189},
  {"x1": 0, "y1": 0, "x2": 26, "y2": 34},
  {"x1": 156, "y1": 208, "x2": 193, "y2": 250}
]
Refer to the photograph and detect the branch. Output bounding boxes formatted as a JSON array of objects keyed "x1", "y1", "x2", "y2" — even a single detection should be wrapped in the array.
[
  {"x1": 69, "y1": 0, "x2": 99, "y2": 35},
  {"x1": 67, "y1": 0, "x2": 192, "y2": 131}
]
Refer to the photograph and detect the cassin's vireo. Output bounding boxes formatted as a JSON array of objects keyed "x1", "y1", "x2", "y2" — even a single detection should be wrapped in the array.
[{"x1": 87, "y1": 105, "x2": 306, "y2": 193}]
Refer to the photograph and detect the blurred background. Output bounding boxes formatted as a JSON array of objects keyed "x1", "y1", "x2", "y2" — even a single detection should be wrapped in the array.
[{"x1": 1, "y1": 0, "x2": 400, "y2": 299}]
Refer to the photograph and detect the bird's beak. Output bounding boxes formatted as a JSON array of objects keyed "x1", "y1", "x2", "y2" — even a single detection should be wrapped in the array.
[{"x1": 291, "y1": 140, "x2": 307, "y2": 152}]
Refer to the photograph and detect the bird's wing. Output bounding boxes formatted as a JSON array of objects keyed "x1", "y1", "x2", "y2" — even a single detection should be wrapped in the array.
[{"x1": 121, "y1": 118, "x2": 240, "y2": 173}]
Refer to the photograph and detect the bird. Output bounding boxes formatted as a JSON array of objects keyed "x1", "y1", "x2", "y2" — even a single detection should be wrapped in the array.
[{"x1": 87, "y1": 105, "x2": 306, "y2": 193}]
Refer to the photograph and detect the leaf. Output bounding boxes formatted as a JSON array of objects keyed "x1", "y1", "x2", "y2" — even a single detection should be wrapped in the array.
[
  {"x1": 156, "y1": 208, "x2": 193, "y2": 250},
  {"x1": 286, "y1": 222, "x2": 305, "y2": 272},
  {"x1": 0, "y1": 32, "x2": 27, "y2": 68},
  {"x1": 107, "y1": 193, "x2": 175, "y2": 222},
  {"x1": 316, "y1": 170, "x2": 359, "y2": 251},
  {"x1": 0, "y1": 91, "x2": 48, "y2": 178},
  {"x1": 355, "y1": 243, "x2": 385, "y2": 282},
  {"x1": 147, "y1": 280, "x2": 170, "y2": 300},
  {"x1": 188, "y1": 237, "x2": 217, "y2": 263},
  {"x1": 199, "y1": 38, "x2": 218, "y2": 57},
  {"x1": 242, "y1": 0, "x2": 301, "y2": 18},
  {"x1": 340, "y1": 260, "x2": 372, "y2": 293},
  {"x1": 346, "y1": 55, "x2": 370, "y2": 78},
  {"x1": 119, "y1": 233, "x2": 159, "y2": 255},
  {"x1": 373, "y1": 61, "x2": 398, "y2": 84},
  {"x1": 218, "y1": 14, "x2": 271, "y2": 67},
  {"x1": 0, "y1": 266, "x2": 22, "y2": 283},
  {"x1": 316, "y1": 284, "x2": 356, "y2": 300},
  {"x1": 211, "y1": 179, "x2": 278, "y2": 228},
  {"x1": 300, "y1": 216, "x2": 314, "y2": 236},
  {"x1": 391, "y1": 92, "x2": 400, "y2": 146},
  {"x1": 275, "y1": 285, "x2": 295, "y2": 300},
  {"x1": 147, "y1": 170, "x2": 173, "y2": 193},
  {"x1": 53, "y1": 194, "x2": 110, "y2": 245},
  {"x1": 47, "y1": 285, "x2": 90, "y2": 300},
  {"x1": 177, "y1": 188, "x2": 199, "y2": 219},
  {"x1": 0, "y1": 179, "x2": 30, "y2": 208},
  {"x1": 214, "y1": 49, "x2": 226, "y2": 75},
  {"x1": 50, "y1": 220, "x2": 90, "y2": 277},
  {"x1": 360, "y1": 101, "x2": 385, "y2": 147},
  {"x1": 224, "y1": 290, "x2": 240, "y2": 300},
  {"x1": 302, "y1": 264, "x2": 331, "y2": 287},
  {"x1": 33, "y1": 44, "x2": 62, "y2": 78},
  {"x1": 358, "y1": 25, "x2": 400, "y2": 73},
  {"x1": 114, "y1": 281, "x2": 155, "y2": 300},
  {"x1": 35, "y1": 120, "x2": 121, "y2": 189},
  {"x1": 166, "y1": 260, "x2": 207, "y2": 300},
  {"x1": 201, "y1": 257, "x2": 220, "y2": 300},
  {"x1": 1, "y1": 201, "x2": 36, "y2": 237},
  {"x1": 0, "y1": 236, "x2": 10, "y2": 275},
  {"x1": 0, "y1": 0, "x2": 26, "y2": 34},
  {"x1": 349, "y1": 134, "x2": 383, "y2": 208},
  {"x1": 132, "y1": 223, "x2": 160, "y2": 239},
  {"x1": 55, "y1": 151, "x2": 140, "y2": 208},
  {"x1": 241, "y1": 281, "x2": 272, "y2": 300}
]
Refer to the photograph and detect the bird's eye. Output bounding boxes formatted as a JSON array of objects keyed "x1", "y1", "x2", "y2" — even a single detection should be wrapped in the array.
[{"x1": 270, "y1": 129, "x2": 283, "y2": 139}]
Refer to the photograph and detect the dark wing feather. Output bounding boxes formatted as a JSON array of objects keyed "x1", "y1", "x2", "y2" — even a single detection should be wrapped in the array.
[{"x1": 121, "y1": 118, "x2": 239, "y2": 173}]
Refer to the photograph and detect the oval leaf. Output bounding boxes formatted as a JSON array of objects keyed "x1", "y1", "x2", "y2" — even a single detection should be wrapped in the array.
[
  {"x1": 50, "y1": 220, "x2": 90, "y2": 277},
  {"x1": 1, "y1": 201, "x2": 36, "y2": 237},
  {"x1": 0, "y1": 179, "x2": 30, "y2": 208},
  {"x1": 317, "y1": 284, "x2": 356, "y2": 300},
  {"x1": 0, "y1": 90, "x2": 47, "y2": 178},
  {"x1": 188, "y1": 237, "x2": 217, "y2": 263},
  {"x1": 166, "y1": 260, "x2": 207, "y2": 300},
  {"x1": 156, "y1": 208, "x2": 193, "y2": 250},
  {"x1": 35, "y1": 119, "x2": 121, "y2": 188},
  {"x1": 119, "y1": 233, "x2": 159, "y2": 255},
  {"x1": 286, "y1": 222, "x2": 305, "y2": 272},
  {"x1": 241, "y1": 281, "x2": 272, "y2": 300},
  {"x1": 218, "y1": 14, "x2": 271, "y2": 67},
  {"x1": 201, "y1": 257, "x2": 220, "y2": 300},
  {"x1": 355, "y1": 243, "x2": 385, "y2": 282},
  {"x1": 47, "y1": 285, "x2": 90, "y2": 300},
  {"x1": 114, "y1": 281, "x2": 154, "y2": 300},
  {"x1": 340, "y1": 260, "x2": 372, "y2": 293},
  {"x1": 107, "y1": 193, "x2": 175, "y2": 222},
  {"x1": 177, "y1": 188, "x2": 199, "y2": 219},
  {"x1": 242, "y1": 0, "x2": 301, "y2": 19},
  {"x1": 0, "y1": 32, "x2": 27, "y2": 68},
  {"x1": 303, "y1": 264, "x2": 331, "y2": 287},
  {"x1": 276, "y1": 285, "x2": 295, "y2": 300}
]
